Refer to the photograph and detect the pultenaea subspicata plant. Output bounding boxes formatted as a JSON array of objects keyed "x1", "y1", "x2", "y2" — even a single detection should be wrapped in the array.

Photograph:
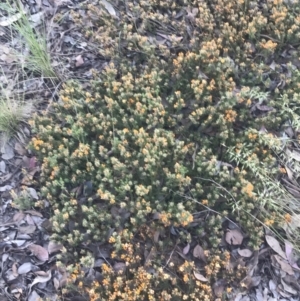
[{"x1": 29, "y1": 0, "x2": 300, "y2": 299}]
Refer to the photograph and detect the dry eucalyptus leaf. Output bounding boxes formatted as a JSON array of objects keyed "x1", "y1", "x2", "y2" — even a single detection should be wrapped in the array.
[
  {"x1": 183, "y1": 243, "x2": 190, "y2": 255},
  {"x1": 284, "y1": 240, "x2": 299, "y2": 270},
  {"x1": 0, "y1": 172, "x2": 13, "y2": 182},
  {"x1": 0, "y1": 160, "x2": 5, "y2": 172},
  {"x1": 113, "y1": 262, "x2": 126, "y2": 272},
  {"x1": 241, "y1": 275, "x2": 261, "y2": 289},
  {"x1": 28, "y1": 244, "x2": 49, "y2": 262},
  {"x1": 28, "y1": 12, "x2": 44, "y2": 25},
  {"x1": 13, "y1": 212, "x2": 25, "y2": 223},
  {"x1": 11, "y1": 240, "x2": 26, "y2": 247},
  {"x1": 27, "y1": 188, "x2": 39, "y2": 200},
  {"x1": 213, "y1": 279, "x2": 226, "y2": 297},
  {"x1": 285, "y1": 166, "x2": 294, "y2": 182},
  {"x1": 28, "y1": 290, "x2": 41, "y2": 301},
  {"x1": 265, "y1": 235, "x2": 287, "y2": 259},
  {"x1": 14, "y1": 143, "x2": 27, "y2": 156},
  {"x1": 53, "y1": 277, "x2": 60, "y2": 291},
  {"x1": 12, "y1": 262, "x2": 18, "y2": 277},
  {"x1": 281, "y1": 279, "x2": 297, "y2": 295},
  {"x1": 1, "y1": 144, "x2": 14, "y2": 160},
  {"x1": 24, "y1": 210, "x2": 42, "y2": 217},
  {"x1": 94, "y1": 259, "x2": 104, "y2": 268},
  {"x1": 0, "y1": 185, "x2": 12, "y2": 192},
  {"x1": 100, "y1": 0, "x2": 116, "y2": 16},
  {"x1": 153, "y1": 230, "x2": 160, "y2": 243},
  {"x1": 59, "y1": 272, "x2": 68, "y2": 288},
  {"x1": 48, "y1": 241, "x2": 63, "y2": 254},
  {"x1": 193, "y1": 271, "x2": 208, "y2": 282},
  {"x1": 238, "y1": 248, "x2": 253, "y2": 258},
  {"x1": 273, "y1": 255, "x2": 294, "y2": 275},
  {"x1": 19, "y1": 225, "x2": 36, "y2": 234},
  {"x1": 193, "y1": 244, "x2": 206, "y2": 261},
  {"x1": 18, "y1": 262, "x2": 32, "y2": 274},
  {"x1": 35, "y1": 270, "x2": 49, "y2": 276},
  {"x1": 225, "y1": 229, "x2": 243, "y2": 245},
  {"x1": 278, "y1": 287, "x2": 292, "y2": 299},
  {"x1": 29, "y1": 270, "x2": 51, "y2": 291},
  {"x1": 284, "y1": 241, "x2": 300, "y2": 272},
  {"x1": 75, "y1": 55, "x2": 84, "y2": 67},
  {"x1": 26, "y1": 214, "x2": 35, "y2": 225},
  {"x1": 53, "y1": 0, "x2": 72, "y2": 6}
]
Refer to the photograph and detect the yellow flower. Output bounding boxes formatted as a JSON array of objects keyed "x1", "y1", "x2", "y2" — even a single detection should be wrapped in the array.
[
  {"x1": 284, "y1": 213, "x2": 292, "y2": 223},
  {"x1": 183, "y1": 274, "x2": 189, "y2": 282},
  {"x1": 260, "y1": 40, "x2": 277, "y2": 51},
  {"x1": 279, "y1": 167, "x2": 286, "y2": 174},
  {"x1": 224, "y1": 109, "x2": 237, "y2": 122},
  {"x1": 202, "y1": 199, "x2": 208, "y2": 205},
  {"x1": 242, "y1": 182, "x2": 254, "y2": 198},
  {"x1": 248, "y1": 132, "x2": 257, "y2": 140},
  {"x1": 265, "y1": 219, "x2": 274, "y2": 226},
  {"x1": 179, "y1": 211, "x2": 193, "y2": 226},
  {"x1": 227, "y1": 287, "x2": 232, "y2": 293},
  {"x1": 109, "y1": 236, "x2": 116, "y2": 244}
]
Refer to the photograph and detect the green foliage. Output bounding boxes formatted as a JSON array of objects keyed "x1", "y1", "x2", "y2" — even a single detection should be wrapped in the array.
[
  {"x1": 30, "y1": 0, "x2": 300, "y2": 299},
  {"x1": 10, "y1": 188, "x2": 35, "y2": 210}
]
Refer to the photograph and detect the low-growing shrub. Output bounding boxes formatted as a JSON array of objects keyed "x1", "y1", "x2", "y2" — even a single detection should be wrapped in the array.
[{"x1": 30, "y1": 0, "x2": 300, "y2": 299}]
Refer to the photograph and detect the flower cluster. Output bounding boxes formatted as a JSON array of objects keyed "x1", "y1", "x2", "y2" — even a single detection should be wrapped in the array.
[{"x1": 67, "y1": 228, "x2": 246, "y2": 301}]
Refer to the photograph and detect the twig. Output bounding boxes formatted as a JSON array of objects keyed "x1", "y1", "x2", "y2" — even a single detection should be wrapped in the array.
[{"x1": 162, "y1": 243, "x2": 178, "y2": 270}]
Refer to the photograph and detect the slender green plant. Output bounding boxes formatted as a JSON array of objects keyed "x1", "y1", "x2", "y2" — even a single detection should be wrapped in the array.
[
  {"x1": 0, "y1": 96, "x2": 32, "y2": 148},
  {"x1": 0, "y1": 0, "x2": 57, "y2": 78}
]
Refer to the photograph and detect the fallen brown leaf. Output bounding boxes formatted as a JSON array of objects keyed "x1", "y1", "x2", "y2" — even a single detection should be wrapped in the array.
[
  {"x1": 273, "y1": 255, "x2": 294, "y2": 275},
  {"x1": 212, "y1": 279, "x2": 226, "y2": 297},
  {"x1": 53, "y1": 277, "x2": 60, "y2": 291},
  {"x1": 18, "y1": 225, "x2": 36, "y2": 234},
  {"x1": 193, "y1": 244, "x2": 206, "y2": 262},
  {"x1": 48, "y1": 241, "x2": 63, "y2": 254},
  {"x1": 13, "y1": 212, "x2": 25, "y2": 223},
  {"x1": 18, "y1": 262, "x2": 33, "y2": 274},
  {"x1": 28, "y1": 290, "x2": 41, "y2": 301},
  {"x1": 193, "y1": 270, "x2": 208, "y2": 282},
  {"x1": 265, "y1": 235, "x2": 287, "y2": 259},
  {"x1": 75, "y1": 55, "x2": 84, "y2": 67},
  {"x1": 183, "y1": 243, "x2": 190, "y2": 255},
  {"x1": 28, "y1": 244, "x2": 49, "y2": 262},
  {"x1": 12, "y1": 262, "x2": 18, "y2": 277},
  {"x1": 14, "y1": 143, "x2": 27, "y2": 156},
  {"x1": 24, "y1": 210, "x2": 42, "y2": 217},
  {"x1": 153, "y1": 230, "x2": 160, "y2": 243},
  {"x1": 225, "y1": 229, "x2": 243, "y2": 245},
  {"x1": 29, "y1": 270, "x2": 51, "y2": 292},
  {"x1": 113, "y1": 262, "x2": 126, "y2": 273},
  {"x1": 238, "y1": 248, "x2": 253, "y2": 258},
  {"x1": 100, "y1": 0, "x2": 116, "y2": 16},
  {"x1": 281, "y1": 279, "x2": 297, "y2": 295}
]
